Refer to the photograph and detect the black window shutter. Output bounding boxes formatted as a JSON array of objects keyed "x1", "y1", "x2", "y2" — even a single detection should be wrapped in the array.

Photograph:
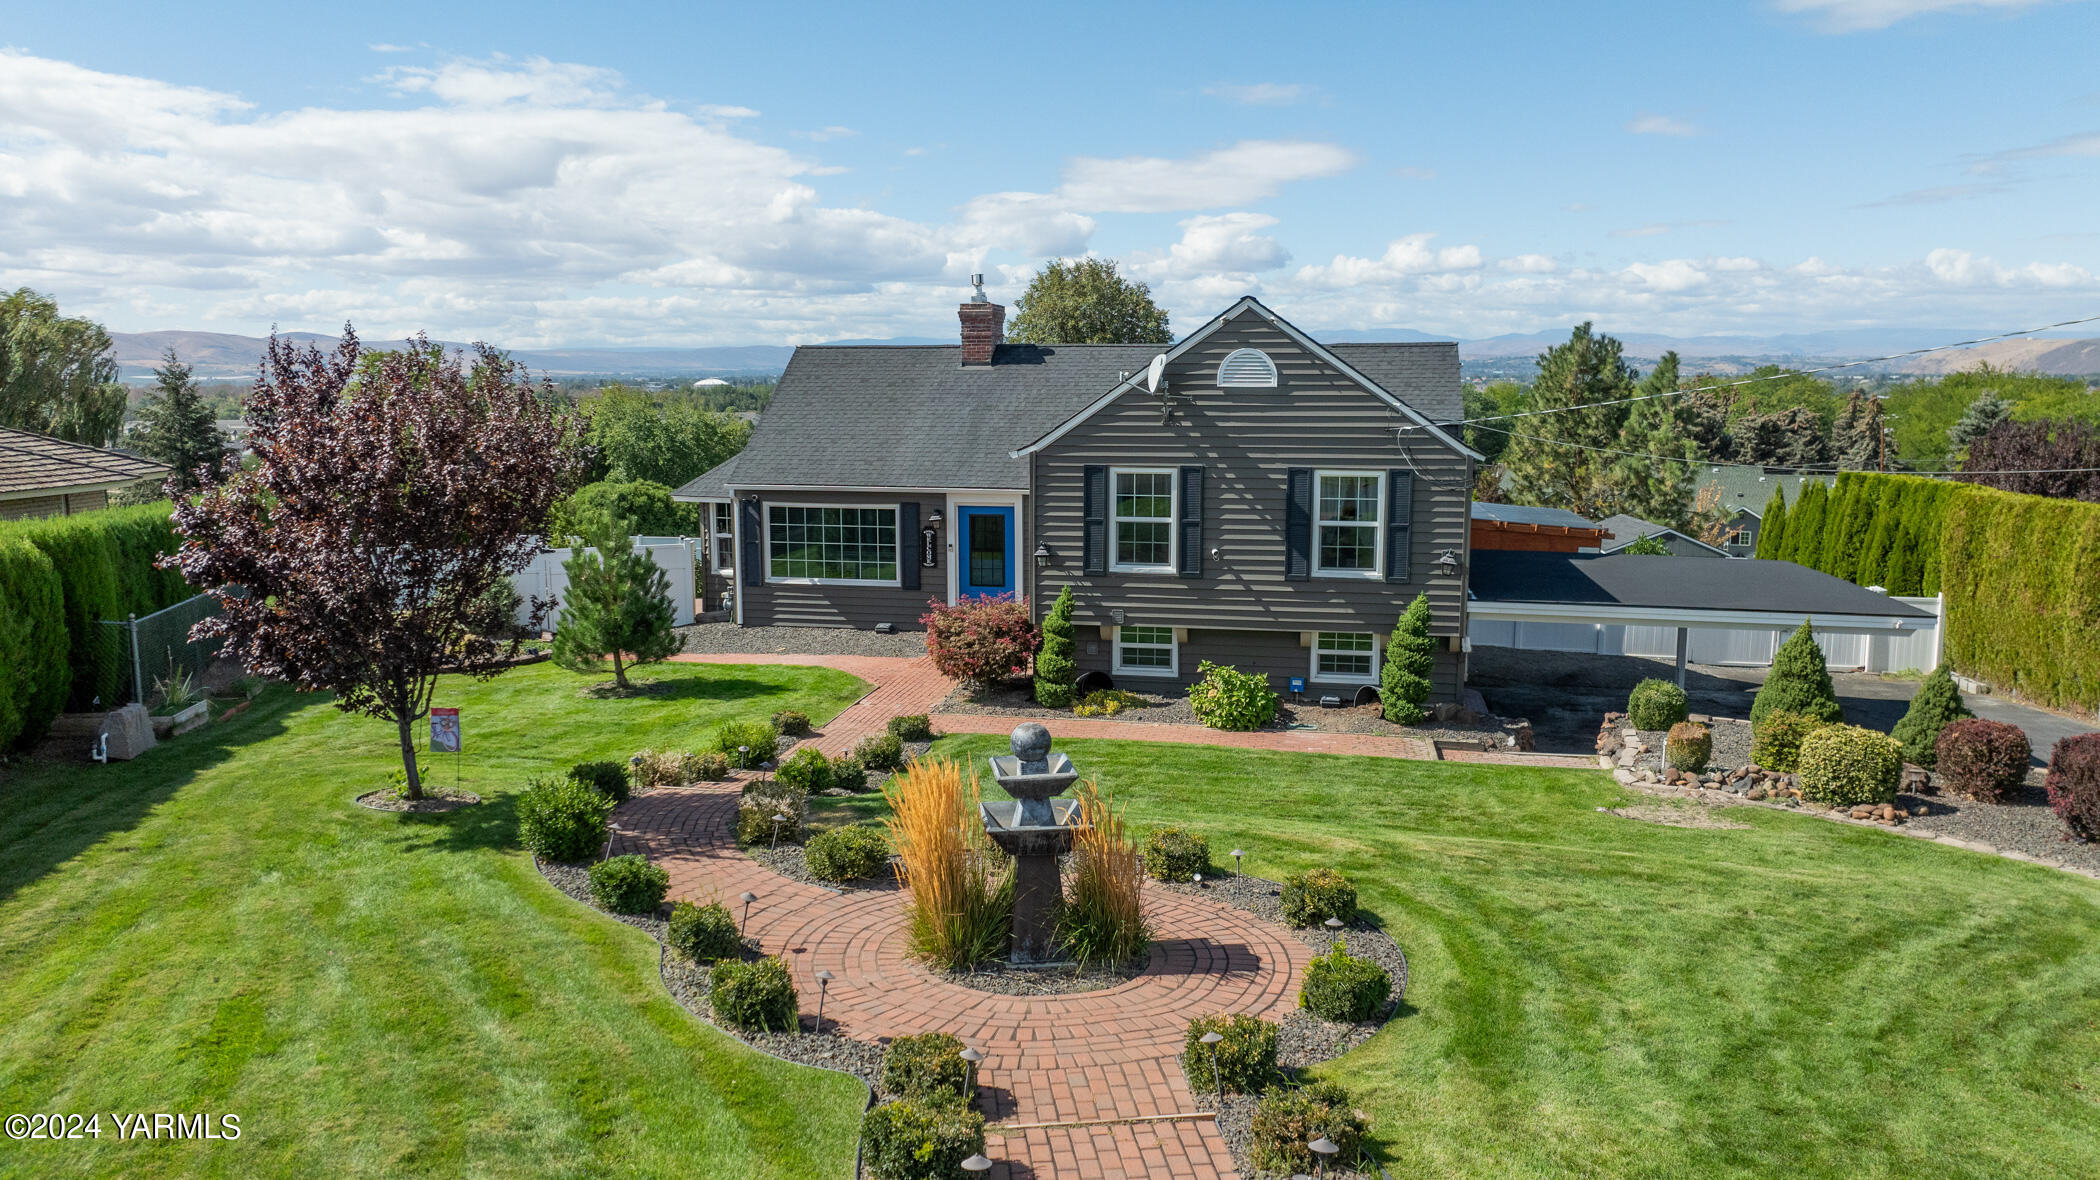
[
  {"x1": 739, "y1": 497, "x2": 763, "y2": 587},
  {"x1": 1082, "y1": 465, "x2": 1108, "y2": 575},
  {"x1": 1177, "y1": 466, "x2": 1204, "y2": 578},
  {"x1": 1285, "y1": 468, "x2": 1312, "y2": 581},
  {"x1": 897, "y1": 501, "x2": 919, "y2": 591},
  {"x1": 1386, "y1": 470, "x2": 1413, "y2": 583}
]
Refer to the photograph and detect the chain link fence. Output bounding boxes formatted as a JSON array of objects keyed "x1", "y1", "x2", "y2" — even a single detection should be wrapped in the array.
[{"x1": 100, "y1": 593, "x2": 225, "y2": 708}]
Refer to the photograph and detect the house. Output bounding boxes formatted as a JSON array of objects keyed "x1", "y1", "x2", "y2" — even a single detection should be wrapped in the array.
[
  {"x1": 1469, "y1": 501, "x2": 1606, "y2": 553},
  {"x1": 1594, "y1": 513, "x2": 1731, "y2": 558},
  {"x1": 674, "y1": 282, "x2": 1479, "y2": 702},
  {"x1": 0, "y1": 427, "x2": 167, "y2": 521},
  {"x1": 1692, "y1": 465, "x2": 1834, "y2": 557}
]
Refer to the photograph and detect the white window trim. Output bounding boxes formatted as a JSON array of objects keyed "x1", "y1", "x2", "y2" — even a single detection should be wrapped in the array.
[
  {"x1": 709, "y1": 501, "x2": 735, "y2": 573},
  {"x1": 763, "y1": 501, "x2": 902, "y2": 587},
  {"x1": 1109, "y1": 466, "x2": 1179, "y2": 575},
  {"x1": 1310, "y1": 631, "x2": 1382, "y2": 684},
  {"x1": 1112, "y1": 625, "x2": 1180, "y2": 678},
  {"x1": 1312, "y1": 468, "x2": 1385, "y2": 581}
]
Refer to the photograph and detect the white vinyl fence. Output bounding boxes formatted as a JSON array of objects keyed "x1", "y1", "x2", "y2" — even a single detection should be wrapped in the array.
[
  {"x1": 511, "y1": 539, "x2": 697, "y2": 630},
  {"x1": 1468, "y1": 596, "x2": 1941, "y2": 674}
]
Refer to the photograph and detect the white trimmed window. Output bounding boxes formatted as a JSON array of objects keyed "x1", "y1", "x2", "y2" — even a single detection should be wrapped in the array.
[
  {"x1": 711, "y1": 502, "x2": 735, "y2": 572},
  {"x1": 1217, "y1": 348, "x2": 1278, "y2": 388},
  {"x1": 1111, "y1": 468, "x2": 1177, "y2": 573},
  {"x1": 1113, "y1": 626, "x2": 1178, "y2": 677},
  {"x1": 766, "y1": 504, "x2": 898, "y2": 585},
  {"x1": 1312, "y1": 632, "x2": 1378, "y2": 682},
  {"x1": 1315, "y1": 470, "x2": 1383, "y2": 578}
]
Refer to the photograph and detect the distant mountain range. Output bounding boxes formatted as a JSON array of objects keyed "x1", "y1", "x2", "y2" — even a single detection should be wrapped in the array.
[{"x1": 109, "y1": 327, "x2": 2100, "y2": 382}]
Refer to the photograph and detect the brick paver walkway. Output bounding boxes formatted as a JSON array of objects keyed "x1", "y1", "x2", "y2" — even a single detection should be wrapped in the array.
[
  {"x1": 615, "y1": 781, "x2": 1313, "y2": 1179},
  {"x1": 667, "y1": 652, "x2": 953, "y2": 755}
]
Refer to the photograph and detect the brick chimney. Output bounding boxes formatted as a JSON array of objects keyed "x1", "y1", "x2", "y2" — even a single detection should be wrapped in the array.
[{"x1": 958, "y1": 273, "x2": 1004, "y2": 365}]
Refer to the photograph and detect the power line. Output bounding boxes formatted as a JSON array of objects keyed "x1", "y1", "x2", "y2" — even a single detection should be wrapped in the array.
[
  {"x1": 1471, "y1": 422, "x2": 2100, "y2": 478},
  {"x1": 1455, "y1": 311, "x2": 2100, "y2": 427}
]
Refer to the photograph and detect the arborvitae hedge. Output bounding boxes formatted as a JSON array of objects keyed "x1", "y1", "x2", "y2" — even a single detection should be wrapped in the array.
[
  {"x1": 1771, "y1": 474, "x2": 1950, "y2": 596},
  {"x1": 0, "y1": 537, "x2": 68, "y2": 749},
  {"x1": 1753, "y1": 487, "x2": 1787, "y2": 559},
  {"x1": 1941, "y1": 483, "x2": 2100, "y2": 712}
]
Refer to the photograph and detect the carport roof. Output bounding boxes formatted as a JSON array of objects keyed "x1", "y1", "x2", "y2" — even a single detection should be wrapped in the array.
[{"x1": 1468, "y1": 551, "x2": 1933, "y2": 628}]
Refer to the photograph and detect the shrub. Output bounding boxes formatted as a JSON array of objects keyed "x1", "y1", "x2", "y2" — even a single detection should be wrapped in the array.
[
  {"x1": 1942, "y1": 481, "x2": 2100, "y2": 714},
  {"x1": 692, "y1": 751, "x2": 732, "y2": 781},
  {"x1": 1057, "y1": 779, "x2": 1149, "y2": 964},
  {"x1": 888, "y1": 714, "x2": 936, "y2": 743},
  {"x1": 2046, "y1": 734, "x2": 2100, "y2": 841},
  {"x1": 1751, "y1": 620, "x2": 1844, "y2": 728},
  {"x1": 0, "y1": 536, "x2": 67, "y2": 750},
  {"x1": 887, "y1": 758, "x2": 1014, "y2": 970},
  {"x1": 1751, "y1": 710, "x2": 1829, "y2": 774},
  {"x1": 861, "y1": 1098, "x2": 985, "y2": 1180},
  {"x1": 546, "y1": 478, "x2": 697, "y2": 541},
  {"x1": 805, "y1": 825, "x2": 892, "y2": 881},
  {"x1": 1935, "y1": 719, "x2": 2031, "y2": 803},
  {"x1": 1891, "y1": 665, "x2": 1974, "y2": 768},
  {"x1": 568, "y1": 759, "x2": 630, "y2": 802},
  {"x1": 1280, "y1": 868, "x2": 1357, "y2": 928},
  {"x1": 1034, "y1": 585, "x2": 1078, "y2": 708},
  {"x1": 775, "y1": 746, "x2": 835, "y2": 793},
  {"x1": 736, "y1": 788, "x2": 806, "y2": 846},
  {"x1": 1181, "y1": 1013, "x2": 1279, "y2": 1095},
  {"x1": 856, "y1": 731, "x2": 907, "y2": 772},
  {"x1": 631, "y1": 748, "x2": 697, "y2": 787},
  {"x1": 1248, "y1": 1081, "x2": 1370, "y2": 1175},
  {"x1": 709, "y1": 956, "x2": 798, "y2": 1032},
  {"x1": 920, "y1": 594, "x2": 1040, "y2": 686},
  {"x1": 1381, "y1": 593, "x2": 1435, "y2": 724},
  {"x1": 712, "y1": 721, "x2": 778, "y2": 768},
  {"x1": 4, "y1": 502, "x2": 188, "y2": 713},
  {"x1": 517, "y1": 774, "x2": 614, "y2": 862},
  {"x1": 667, "y1": 900, "x2": 741, "y2": 962},
  {"x1": 1665, "y1": 721, "x2": 1712, "y2": 772},
  {"x1": 1299, "y1": 947, "x2": 1392, "y2": 1022},
  {"x1": 1796, "y1": 724, "x2": 1902, "y2": 807},
  {"x1": 1073, "y1": 688, "x2": 1144, "y2": 717},
  {"x1": 1188, "y1": 660, "x2": 1278, "y2": 731},
  {"x1": 1628, "y1": 678, "x2": 1690, "y2": 731},
  {"x1": 829, "y1": 755, "x2": 868, "y2": 793},
  {"x1": 1142, "y1": 826, "x2": 1210, "y2": 883},
  {"x1": 770, "y1": 709, "x2": 812, "y2": 737},
  {"x1": 588, "y1": 854, "x2": 669, "y2": 913},
  {"x1": 880, "y1": 1031, "x2": 970, "y2": 1102}
]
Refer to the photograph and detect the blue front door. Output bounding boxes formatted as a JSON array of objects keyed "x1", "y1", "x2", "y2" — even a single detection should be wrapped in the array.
[{"x1": 957, "y1": 506, "x2": 1015, "y2": 600}]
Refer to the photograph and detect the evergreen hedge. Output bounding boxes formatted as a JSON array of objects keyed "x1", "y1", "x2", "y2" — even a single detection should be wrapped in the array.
[
  {"x1": 1941, "y1": 483, "x2": 2100, "y2": 713},
  {"x1": 0, "y1": 537, "x2": 67, "y2": 749}
]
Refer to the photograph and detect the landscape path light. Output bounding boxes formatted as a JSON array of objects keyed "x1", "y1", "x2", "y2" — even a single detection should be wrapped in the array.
[
  {"x1": 1231, "y1": 848, "x2": 1243, "y2": 876},
  {"x1": 959, "y1": 1046, "x2": 986, "y2": 1101},
  {"x1": 961, "y1": 1154, "x2": 992, "y2": 1173},
  {"x1": 813, "y1": 969, "x2": 834, "y2": 1032},
  {"x1": 1324, "y1": 916, "x2": 1345, "y2": 950},
  {"x1": 1309, "y1": 1135, "x2": 1340, "y2": 1179},
  {"x1": 739, "y1": 891, "x2": 758, "y2": 936},
  {"x1": 1199, "y1": 1029, "x2": 1224, "y2": 1105},
  {"x1": 771, "y1": 811, "x2": 789, "y2": 850},
  {"x1": 1192, "y1": 872, "x2": 1202, "y2": 887}
]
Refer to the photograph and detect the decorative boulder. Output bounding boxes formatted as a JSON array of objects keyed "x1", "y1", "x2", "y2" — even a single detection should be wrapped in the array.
[{"x1": 102, "y1": 703, "x2": 156, "y2": 761}]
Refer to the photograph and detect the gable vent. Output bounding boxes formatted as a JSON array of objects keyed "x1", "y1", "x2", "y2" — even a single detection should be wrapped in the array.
[{"x1": 1216, "y1": 348, "x2": 1278, "y2": 388}]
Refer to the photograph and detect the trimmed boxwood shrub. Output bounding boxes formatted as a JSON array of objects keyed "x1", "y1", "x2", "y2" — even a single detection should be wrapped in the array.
[
  {"x1": 1181, "y1": 1013, "x2": 1278, "y2": 1095},
  {"x1": 1627, "y1": 678, "x2": 1689, "y2": 731},
  {"x1": 1891, "y1": 665, "x2": 1973, "y2": 768},
  {"x1": 770, "y1": 709, "x2": 812, "y2": 737},
  {"x1": 855, "y1": 731, "x2": 907, "y2": 772},
  {"x1": 709, "y1": 955, "x2": 798, "y2": 1032},
  {"x1": 1188, "y1": 660, "x2": 1278, "y2": 731},
  {"x1": 829, "y1": 755, "x2": 867, "y2": 793},
  {"x1": 1248, "y1": 1081, "x2": 1369, "y2": 1175},
  {"x1": 1752, "y1": 710, "x2": 1829, "y2": 774},
  {"x1": 805, "y1": 824, "x2": 891, "y2": 882},
  {"x1": 568, "y1": 760, "x2": 630, "y2": 802},
  {"x1": 1299, "y1": 947, "x2": 1391, "y2": 1023},
  {"x1": 0, "y1": 536, "x2": 67, "y2": 750},
  {"x1": 1280, "y1": 868, "x2": 1357, "y2": 928},
  {"x1": 1934, "y1": 719, "x2": 2031, "y2": 803},
  {"x1": 2046, "y1": 733, "x2": 2100, "y2": 841},
  {"x1": 517, "y1": 774, "x2": 614, "y2": 862},
  {"x1": 667, "y1": 900, "x2": 741, "y2": 962},
  {"x1": 774, "y1": 746, "x2": 834, "y2": 793},
  {"x1": 712, "y1": 720, "x2": 779, "y2": 768},
  {"x1": 1665, "y1": 721, "x2": 1712, "y2": 772},
  {"x1": 1142, "y1": 826, "x2": 1210, "y2": 883},
  {"x1": 861, "y1": 1098, "x2": 986, "y2": 1180},
  {"x1": 1751, "y1": 620, "x2": 1845, "y2": 728},
  {"x1": 880, "y1": 1031, "x2": 970, "y2": 1102},
  {"x1": 1796, "y1": 724, "x2": 1902, "y2": 806},
  {"x1": 887, "y1": 714, "x2": 935, "y2": 742},
  {"x1": 588, "y1": 853, "x2": 669, "y2": 913}
]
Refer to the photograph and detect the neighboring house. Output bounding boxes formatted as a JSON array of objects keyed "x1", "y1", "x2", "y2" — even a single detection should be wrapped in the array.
[
  {"x1": 0, "y1": 427, "x2": 167, "y2": 521},
  {"x1": 1693, "y1": 464, "x2": 1834, "y2": 557},
  {"x1": 1594, "y1": 513, "x2": 1731, "y2": 558},
  {"x1": 674, "y1": 283, "x2": 1480, "y2": 702},
  {"x1": 1470, "y1": 501, "x2": 1606, "y2": 553}
]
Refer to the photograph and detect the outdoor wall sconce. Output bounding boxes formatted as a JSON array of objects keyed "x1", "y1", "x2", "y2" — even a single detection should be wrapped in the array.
[
  {"x1": 1434, "y1": 549, "x2": 1460, "y2": 577},
  {"x1": 926, "y1": 510, "x2": 944, "y2": 528},
  {"x1": 1033, "y1": 543, "x2": 1051, "y2": 569}
]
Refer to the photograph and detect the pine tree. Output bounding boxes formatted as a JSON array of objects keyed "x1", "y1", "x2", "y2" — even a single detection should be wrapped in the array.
[
  {"x1": 550, "y1": 505, "x2": 680, "y2": 690},
  {"x1": 1381, "y1": 594, "x2": 1436, "y2": 725},
  {"x1": 1890, "y1": 665, "x2": 1974, "y2": 768},
  {"x1": 127, "y1": 349, "x2": 227, "y2": 492},
  {"x1": 1604, "y1": 352, "x2": 1701, "y2": 526},
  {"x1": 1500, "y1": 323, "x2": 1635, "y2": 519},
  {"x1": 1753, "y1": 486, "x2": 1788, "y2": 559},
  {"x1": 1946, "y1": 389, "x2": 2011, "y2": 461},
  {"x1": 1751, "y1": 620, "x2": 1845, "y2": 728},
  {"x1": 1033, "y1": 585, "x2": 1077, "y2": 708},
  {"x1": 1780, "y1": 480, "x2": 1828, "y2": 564}
]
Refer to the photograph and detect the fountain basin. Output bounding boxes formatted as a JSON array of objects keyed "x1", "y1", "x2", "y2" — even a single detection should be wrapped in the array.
[{"x1": 980, "y1": 798, "x2": 1084, "y2": 857}]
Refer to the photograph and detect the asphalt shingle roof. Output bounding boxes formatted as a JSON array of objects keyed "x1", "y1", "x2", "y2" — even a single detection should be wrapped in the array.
[
  {"x1": 1469, "y1": 550, "x2": 1933, "y2": 619},
  {"x1": 0, "y1": 428, "x2": 167, "y2": 497},
  {"x1": 1695, "y1": 464, "x2": 1834, "y2": 519},
  {"x1": 1328, "y1": 342, "x2": 1463, "y2": 424},
  {"x1": 673, "y1": 453, "x2": 742, "y2": 501}
]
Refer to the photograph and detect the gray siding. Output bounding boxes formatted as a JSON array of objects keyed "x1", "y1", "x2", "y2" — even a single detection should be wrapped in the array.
[
  {"x1": 740, "y1": 490, "x2": 947, "y2": 630},
  {"x1": 1071, "y1": 626, "x2": 1464, "y2": 701},
  {"x1": 1031, "y1": 308, "x2": 1472, "y2": 701}
]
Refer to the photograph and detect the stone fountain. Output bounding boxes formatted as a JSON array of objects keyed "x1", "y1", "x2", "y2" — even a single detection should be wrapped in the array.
[{"x1": 982, "y1": 723, "x2": 1087, "y2": 963}]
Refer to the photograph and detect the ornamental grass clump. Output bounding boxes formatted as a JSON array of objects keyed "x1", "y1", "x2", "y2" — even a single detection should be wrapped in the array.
[
  {"x1": 666, "y1": 900, "x2": 741, "y2": 962},
  {"x1": 517, "y1": 773, "x2": 614, "y2": 862},
  {"x1": 1665, "y1": 721, "x2": 1712, "y2": 772},
  {"x1": 804, "y1": 825, "x2": 892, "y2": 882},
  {"x1": 2046, "y1": 733, "x2": 2100, "y2": 841},
  {"x1": 1796, "y1": 724, "x2": 1902, "y2": 807},
  {"x1": 886, "y1": 758, "x2": 1013, "y2": 969},
  {"x1": 1891, "y1": 665, "x2": 1973, "y2": 768},
  {"x1": 1751, "y1": 620, "x2": 1844, "y2": 728},
  {"x1": 588, "y1": 854, "x2": 669, "y2": 914},
  {"x1": 1248, "y1": 1081, "x2": 1370, "y2": 1175},
  {"x1": 708, "y1": 956, "x2": 798, "y2": 1032},
  {"x1": 1935, "y1": 719, "x2": 2031, "y2": 803},
  {"x1": 1181, "y1": 1013, "x2": 1278, "y2": 1095},
  {"x1": 1751, "y1": 710, "x2": 1829, "y2": 774},
  {"x1": 1280, "y1": 867, "x2": 1357, "y2": 927},
  {"x1": 1299, "y1": 947, "x2": 1392, "y2": 1022},
  {"x1": 880, "y1": 1031, "x2": 971, "y2": 1103},
  {"x1": 860, "y1": 1098, "x2": 986, "y2": 1180},
  {"x1": 1142, "y1": 826, "x2": 1210, "y2": 883},
  {"x1": 1058, "y1": 778, "x2": 1150, "y2": 965},
  {"x1": 1627, "y1": 678, "x2": 1690, "y2": 731},
  {"x1": 1188, "y1": 660, "x2": 1278, "y2": 731}
]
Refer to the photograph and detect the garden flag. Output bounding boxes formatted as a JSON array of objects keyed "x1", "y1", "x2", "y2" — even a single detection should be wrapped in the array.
[{"x1": 430, "y1": 708, "x2": 461, "y2": 754}]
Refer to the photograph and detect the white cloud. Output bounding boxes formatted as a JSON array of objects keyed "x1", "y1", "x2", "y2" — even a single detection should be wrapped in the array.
[
  {"x1": 1964, "y1": 128, "x2": 2100, "y2": 174},
  {"x1": 368, "y1": 43, "x2": 422, "y2": 54},
  {"x1": 1294, "y1": 234, "x2": 1484, "y2": 287},
  {"x1": 1625, "y1": 113, "x2": 1699, "y2": 137},
  {"x1": 696, "y1": 103, "x2": 761, "y2": 119},
  {"x1": 378, "y1": 56, "x2": 624, "y2": 107},
  {"x1": 1162, "y1": 213, "x2": 1291, "y2": 274},
  {"x1": 1625, "y1": 260, "x2": 1710, "y2": 291},
  {"x1": 1202, "y1": 82, "x2": 1314, "y2": 106},
  {"x1": 1775, "y1": 0, "x2": 2072, "y2": 33},
  {"x1": 1056, "y1": 140, "x2": 1356, "y2": 213},
  {"x1": 1499, "y1": 254, "x2": 1558, "y2": 273},
  {"x1": 950, "y1": 193, "x2": 1097, "y2": 258},
  {"x1": 793, "y1": 125, "x2": 857, "y2": 141},
  {"x1": 1925, "y1": 247, "x2": 2093, "y2": 286}
]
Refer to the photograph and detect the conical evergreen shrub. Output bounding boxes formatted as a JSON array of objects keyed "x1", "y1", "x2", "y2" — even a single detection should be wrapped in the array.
[
  {"x1": 1753, "y1": 487, "x2": 1787, "y2": 559},
  {"x1": 1381, "y1": 594, "x2": 1436, "y2": 724},
  {"x1": 1750, "y1": 620, "x2": 1844, "y2": 728},
  {"x1": 1890, "y1": 664, "x2": 1973, "y2": 768},
  {"x1": 1033, "y1": 586, "x2": 1077, "y2": 708}
]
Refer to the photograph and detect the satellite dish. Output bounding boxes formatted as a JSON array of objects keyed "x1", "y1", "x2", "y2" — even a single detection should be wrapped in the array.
[{"x1": 1145, "y1": 354, "x2": 1167, "y2": 394}]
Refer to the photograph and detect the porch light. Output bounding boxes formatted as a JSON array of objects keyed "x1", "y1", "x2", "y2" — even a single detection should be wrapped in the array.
[
  {"x1": 1434, "y1": 549, "x2": 1459, "y2": 577},
  {"x1": 1034, "y1": 543, "x2": 1051, "y2": 569},
  {"x1": 927, "y1": 510, "x2": 944, "y2": 527}
]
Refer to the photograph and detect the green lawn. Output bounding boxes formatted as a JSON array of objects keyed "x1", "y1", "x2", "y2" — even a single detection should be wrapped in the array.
[
  {"x1": 822, "y1": 735, "x2": 2100, "y2": 1179},
  {"x1": 0, "y1": 659, "x2": 871, "y2": 1179}
]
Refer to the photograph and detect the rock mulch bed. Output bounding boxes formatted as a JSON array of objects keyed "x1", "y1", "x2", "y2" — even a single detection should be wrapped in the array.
[
  {"x1": 676, "y1": 620, "x2": 926, "y2": 659},
  {"x1": 1900, "y1": 783, "x2": 2100, "y2": 875},
  {"x1": 939, "y1": 680, "x2": 1201, "y2": 726},
  {"x1": 353, "y1": 787, "x2": 481, "y2": 812},
  {"x1": 932, "y1": 953, "x2": 1153, "y2": 997}
]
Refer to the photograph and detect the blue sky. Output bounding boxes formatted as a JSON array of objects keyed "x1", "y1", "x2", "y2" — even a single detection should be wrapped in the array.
[{"x1": 2, "y1": 0, "x2": 2096, "y2": 346}]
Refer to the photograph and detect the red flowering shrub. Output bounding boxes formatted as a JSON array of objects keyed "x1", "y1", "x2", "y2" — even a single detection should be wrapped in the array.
[
  {"x1": 920, "y1": 595, "x2": 1040, "y2": 686},
  {"x1": 1933, "y1": 719, "x2": 2031, "y2": 803},
  {"x1": 2046, "y1": 733, "x2": 2100, "y2": 841}
]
